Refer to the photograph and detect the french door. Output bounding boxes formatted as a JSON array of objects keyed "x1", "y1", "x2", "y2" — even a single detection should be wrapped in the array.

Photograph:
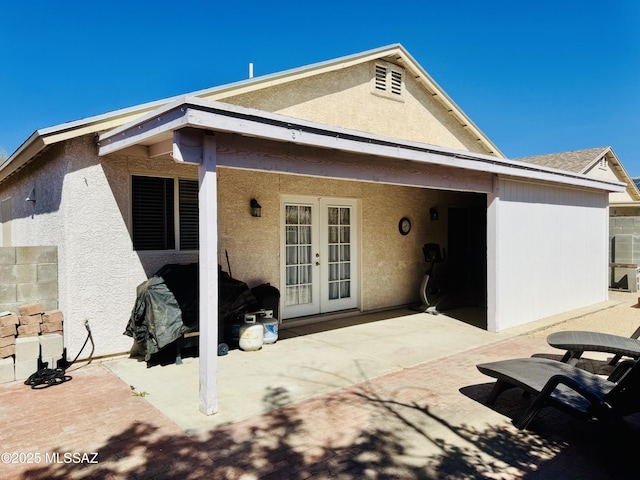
[{"x1": 281, "y1": 196, "x2": 359, "y2": 319}]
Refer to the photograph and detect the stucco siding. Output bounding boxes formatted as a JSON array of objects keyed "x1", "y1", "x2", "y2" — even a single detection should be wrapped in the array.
[
  {"x1": 214, "y1": 61, "x2": 489, "y2": 155},
  {"x1": 491, "y1": 178, "x2": 609, "y2": 330},
  {"x1": 218, "y1": 167, "x2": 483, "y2": 314},
  {"x1": 0, "y1": 136, "x2": 201, "y2": 358}
]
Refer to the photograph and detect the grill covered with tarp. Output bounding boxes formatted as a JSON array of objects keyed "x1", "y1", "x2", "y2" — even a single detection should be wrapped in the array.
[{"x1": 125, "y1": 264, "x2": 260, "y2": 361}]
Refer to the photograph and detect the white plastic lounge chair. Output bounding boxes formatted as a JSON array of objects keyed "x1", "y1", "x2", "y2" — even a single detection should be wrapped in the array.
[
  {"x1": 476, "y1": 356, "x2": 640, "y2": 430},
  {"x1": 547, "y1": 326, "x2": 640, "y2": 366}
]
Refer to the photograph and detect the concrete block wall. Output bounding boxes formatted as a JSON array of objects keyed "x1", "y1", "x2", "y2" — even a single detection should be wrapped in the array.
[
  {"x1": 0, "y1": 246, "x2": 58, "y2": 313},
  {"x1": 609, "y1": 217, "x2": 640, "y2": 291},
  {"x1": 0, "y1": 333, "x2": 64, "y2": 383}
]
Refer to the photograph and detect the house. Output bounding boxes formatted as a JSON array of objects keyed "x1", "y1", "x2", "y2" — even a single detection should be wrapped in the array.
[
  {"x1": 0, "y1": 44, "x2": 624, "y2": 413},
  {"x1": 517, "y1": 147, "x2": 640, "y2": 291},
  {"x1": 516, "y1": 146, "x2": 640, "y2": 211}
]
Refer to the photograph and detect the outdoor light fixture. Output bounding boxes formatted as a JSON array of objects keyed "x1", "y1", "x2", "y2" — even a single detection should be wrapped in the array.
[
  {"x1": 250, "y1": 198, "x2": 262, "y2": 217},
  {"x1": 430, "y1": 207, "x2": 439, "y2": 221}
]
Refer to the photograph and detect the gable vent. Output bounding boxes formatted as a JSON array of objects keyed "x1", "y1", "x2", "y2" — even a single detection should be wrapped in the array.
[
  {"x1": 375, "y1": 64, "x2": 387, "y2": 91},
  {"x1": 372, "y1": 61, "x2": 404, "y2": 101},
  {"x1": 390, "y1": 70, "x2": 402, "y2": 95}
]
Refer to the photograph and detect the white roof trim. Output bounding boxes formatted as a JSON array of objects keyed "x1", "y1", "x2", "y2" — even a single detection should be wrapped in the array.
[{"x1": 98, "y1": 97, "x2": 625, "y2": 193}]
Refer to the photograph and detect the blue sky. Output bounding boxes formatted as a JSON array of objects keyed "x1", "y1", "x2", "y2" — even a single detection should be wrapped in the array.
[{"x1": 1, "y1": 1, "x2": 639, "y2": 174}]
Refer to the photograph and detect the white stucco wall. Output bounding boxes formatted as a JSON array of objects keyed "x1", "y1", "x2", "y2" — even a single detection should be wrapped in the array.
[
  {"x1": 0, "y1": 136, "x2": 199, "y2": 358},
  {"x1": 488, "y1": 178, "x2": 609, "y2": 331}
]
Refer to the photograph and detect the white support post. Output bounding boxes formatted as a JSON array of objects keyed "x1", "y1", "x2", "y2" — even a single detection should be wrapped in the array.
[
  {"x1": 198, "y1": 134, "x2": 219, "y2": 415},
  {"x1": 486, "y1": 176, "x2": 499, "y2": 332}
]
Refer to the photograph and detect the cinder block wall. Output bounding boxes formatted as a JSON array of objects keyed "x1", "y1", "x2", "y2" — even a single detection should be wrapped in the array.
[
  {"x1": 0, "y1": 247, "x2": 58, "y2": 313},
  {"x1": 609, "y1": 217, "x2": 640, "y2": 291}
]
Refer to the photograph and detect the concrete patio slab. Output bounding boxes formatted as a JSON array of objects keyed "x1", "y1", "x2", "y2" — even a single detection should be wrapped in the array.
[{"x1": 105, "y1": 308, "x2": 510, "y2": 434}]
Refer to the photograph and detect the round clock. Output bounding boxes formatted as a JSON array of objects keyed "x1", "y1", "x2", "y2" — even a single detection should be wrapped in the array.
[{"x1": 398, "y1": 217, "x2": 411, "y2": 235}]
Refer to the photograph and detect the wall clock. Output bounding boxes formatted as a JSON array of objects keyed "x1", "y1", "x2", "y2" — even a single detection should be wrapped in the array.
[{"x1": 398, "y1": 217, "x2": 411, "y2": 235}]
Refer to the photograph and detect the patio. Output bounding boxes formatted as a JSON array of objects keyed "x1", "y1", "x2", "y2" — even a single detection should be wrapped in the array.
[
  {"x1": 105, "y1": 295, "x2": 622, "y2": 436},
  {"x1": 106, "y1": 307, "x2": 495, "y2": 434},
  {"x1": 1, "y1": 292, "x2": 639, "y2": 479}
]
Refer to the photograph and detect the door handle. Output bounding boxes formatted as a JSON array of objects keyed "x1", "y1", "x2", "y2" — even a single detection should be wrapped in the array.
[{"x1": 315, "y1": 262, "x2": 320, "y2": 266}]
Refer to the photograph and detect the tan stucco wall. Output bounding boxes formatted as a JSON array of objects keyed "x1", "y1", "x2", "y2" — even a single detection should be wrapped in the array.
[
  {"x1": 218, "y1": 167, "x2": 484, "y2": 312},
  {"x1": 206, "y1": 60, "x2": 490, "y2": 155}
]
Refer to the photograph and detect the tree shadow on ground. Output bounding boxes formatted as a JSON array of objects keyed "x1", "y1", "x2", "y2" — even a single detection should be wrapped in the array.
[
  {"x1": 21, "y1": 373, "x2": 638, "y2": 480},
  {"x1": 460, "y1": 381, "x2": 639, "y2": 479}
]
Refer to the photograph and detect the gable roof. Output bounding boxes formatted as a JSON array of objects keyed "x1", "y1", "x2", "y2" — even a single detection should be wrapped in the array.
[
  {"x1": 516, "y1": 146, "x2": 640, "y2": 202},
  {"x1": 0, "y1": 44, "x2": 503, "y2": 184},
  {"x1": 516, "y1": 147, "x2": 610, "y2": 173}
]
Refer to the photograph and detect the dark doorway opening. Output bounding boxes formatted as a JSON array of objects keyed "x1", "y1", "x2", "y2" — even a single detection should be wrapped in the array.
[{"x1": 445, "y1": 204, "x2": 487, "y2": 329}]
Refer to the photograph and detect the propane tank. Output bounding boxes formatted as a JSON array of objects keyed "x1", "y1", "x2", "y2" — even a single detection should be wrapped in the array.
[{"x1": 239, "y1": 314, "x2": 263, "y2": 351}]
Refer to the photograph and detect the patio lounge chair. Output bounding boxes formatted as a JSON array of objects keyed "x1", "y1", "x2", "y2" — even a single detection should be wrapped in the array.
[
  {"x1": 476, "y1": 356, "x2": 640, "y2": 430},
  {"x1": 547, "y1": 325, "x2": 640, "y2": 366}
]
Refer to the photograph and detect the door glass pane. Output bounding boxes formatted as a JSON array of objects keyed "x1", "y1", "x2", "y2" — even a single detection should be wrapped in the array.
[
  {"x1": 328, "y1": 226, "x2": 338, "y2": 243},
  {"x1": 299, "y1": 285, "x2": 312, "y2": 304},
  {"x1": 300, "y1": 226, "x2": 311, "y2": 244},
  {"x1": 286, "y1": 206, "x2": 298, "y2": 224},
  {"x1": 286, "y1": 226, "x2": 298, "y2": 245},
  {"x1": 286, "y1": 286, "x2": 298, "y2": 305},
  {"x1": 299, "y1": 245, "x2": 311, "y2": 264},
  {"x1": 328, "y1": 207, "x2": 339, "y2": 225},
  {"x1": 340, "y1": 226, "x2": 350, "y2": 243},
  {"x1": 328, "y1": 282, "x2": 339, "y2": 300},
  {"x1": 340, "y1": 263, "x2": 350, "y2": 280},
  {"x1": 286, "y1": 246, "x2": 298, "y2": 265},
  {"x1": 340, "y1": 281, "x2": 350, "y2": 298},
  {"x1": 284, "y1": 204, "x2": 313, "y2": 307},
  {"x1": 340, "y1": 208, "x2": 350, "y2": 224},
  {"x1": 329, "y1": 263, "x2": 339, "y2": 282},
  {"x1": 300, "y1": 206, "x2": 311, "y2": 224}
]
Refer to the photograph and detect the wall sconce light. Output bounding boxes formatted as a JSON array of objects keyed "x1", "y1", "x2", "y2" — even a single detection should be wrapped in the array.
[
  {"x1": 250, "y1": 198, "x2": 262, "y2": 217},
  {"x1": 429, "y1": 207, "x2": 439, "y2": 221},
  {"x1": 26, "y1": 188, "x2": 36, "y2": 204}
]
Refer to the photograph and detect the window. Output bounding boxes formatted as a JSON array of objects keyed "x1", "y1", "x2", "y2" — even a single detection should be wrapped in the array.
[
  {"x1": 131, "y1": 175, "x2": 198, "y2": 251},
  {"x1": 372, "y1": 61, "x2": 404, "y2": 99}
]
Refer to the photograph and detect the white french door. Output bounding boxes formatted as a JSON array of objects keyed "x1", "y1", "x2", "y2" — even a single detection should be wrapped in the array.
[{"x1": 281, "y1": 196, "x2": 359, "y2": 319}]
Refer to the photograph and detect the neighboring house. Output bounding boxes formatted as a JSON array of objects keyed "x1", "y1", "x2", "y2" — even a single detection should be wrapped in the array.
[
  {"x1": 516, "y1": 146, "x2": 640, "y2": 211},
  {"x1": 517, "y1": 147, "x2": 640, "y2": 291},
  {"x1": 0, "y1": 44, "x2": 624, "y2": 413}
]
